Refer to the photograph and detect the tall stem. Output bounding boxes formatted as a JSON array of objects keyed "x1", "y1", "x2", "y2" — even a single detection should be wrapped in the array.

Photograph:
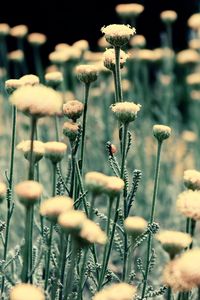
[
  {"x1": 141, "y1": 141, "x2": 162, "y2": 299},
  {"x1": 80, "y1": 83, "x2": 90, "y2": 174},
  {"x1": 114, "y1": 46, "x2": 123, "y2": 102},
  {"x1": 32, "y1": 46, "x2": 44, "y2": 83},
  {"x1": 167, "y1": 287, "x2": 172, "y2": 300},
  {"x1": 77, "y1": 248, "x2": 88, "y2": 300},
  {"x1": 58, "y1": 233, "x2": 68, "y2": 300}
]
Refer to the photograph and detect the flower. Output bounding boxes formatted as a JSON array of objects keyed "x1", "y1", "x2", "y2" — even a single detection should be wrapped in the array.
[
  {"x1": 130, "y1": 35, "x2": 146, "y2": 48},
  {"x1": 85, "y1": 172, "x2": 109, "y2": 195},
  {"x1": 93, "y1": 282, "x2": 137, "y2": 300},
  {"x1": 188, "y1": 13, "x2": 200, "y2": 30},
  {"x1": 55, "y1": 43, "x2": 70, "y2": 51},
  {"x1": 44, "y1": 142, "x2": 67, "y2": 163},
  {"x1": 63, "y1": 100, "x2": 84, "y2": 121},
  {"x1": 184, "y1": 169, "x2": 200, "y2": 190},
  {"x1": 16, "y1": 140, "x2": 45, "y2": 163},
  {"x1": 49, "y1": 51, "x2": 69, "y2": 64},
  {"x1": 8, "y1": 50, "x2": 24, "y2": 62},
  {"x1": 15, "y1": 180, "x2": 43, "y2": 206},
  {"x1": 0, "y1": 23, "x2": 10, "y2": 36},
  {"x1": 27, "y1": 33, "x2": 47, "y2": 46},
  {"x1": 181, "y1": 130, "x2": 197, "y2": 143},
  {"x1": 0, "y1": 182, "x2": 7, "y2": 203},
  {"x1": 73, "y1": 39, "x2": 89, "y2": 52},
  {"x1": 63, "y1": 121, "x2": 80, "y2": 141},
  {"x1": 186, "y1": 73, "x2": 200, "y2": 86},
  {"x1": 124, "y1": 216, "x2": 147, "y2": 239},
  {"x1": 9, "y1": 85, "x2": 63, "y2": 117},
  {"x1": 156, "y1": 230, "x2": 192, "y2": 258},
  {"x1": 188, "y1": 39, "x2": 200, "y2": 50},
  {"x1": 115, "y1": 3, "x2": 144, "y2": 18},
  {"x1": 20, "y1": 74, "x2": 40, "y2": 86},
  {"x1": 9, "y1": 283, "x2": 45, "y2": 300},
  {"x1": 101, "y1": 24, "x2": 136, "y2": 47},
  {"x1": 105, "y1": 176, "x2": 124, "y2": 196},
  {"x1": 103, "y1": 48, "x2": 128, "y2": 71},
  {"x1": 153, "y1": 125, "x2": 171, "y2": 142},
  {"x1": 58, "y1": 210, "x2": 86, "y2": 233},
  {"x1": 5, "y1": 79, "x2": 23, "y2": 94},
  {"x1": 40, "y1": 196, "x2": 73, "y2": 222},
  {"x1": 111, "y1": 101, "x2": 141, "y2": 123},
  {"x1": 176, "y1": 190, "x2": 200, "y2": 220},
  {"x1": 97, "y1": 37, "x2": 111, "y2": 49},
  {"x1": 10, "y1": 25, "x2": 28, "y2": 38},
  {"x1": 177, "y1": 49, "x2": 200, "y2": 64},
  {"x1": 160, "y1": 10, "x2": 177, "y2": 23},
  {"x1": 75, "y1": 64, "x2": 98, "y2": 84},
  {"x1": 45, "y1": 71, "x2": 63, "y2": 88},
  {"x1": 79, "y1": 219, "x2": 107, "y2": 245}
]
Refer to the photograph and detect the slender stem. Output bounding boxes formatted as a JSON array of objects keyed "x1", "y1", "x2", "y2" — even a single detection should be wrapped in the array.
[
  {"x1": 32, "y1": 46, "x2": 44, "y2": 83},
  {"x1": 17, "y1": 38, "x2": 28, "y2": 74},
  {"x1": 64, "y1": 239, "x2": 78, "y2": 298},
  {"x1": 112, "y1": 69, "x2": 119, "y2": 103},
  {"x1": 89, "y1": 194, "x2": 96, "y2": 219},
  {"x1": 80, "y1": 82, "x2": 90, "y2": 174},
  {"x1": 70, "y1": 152, "x2": 76, "y2": 198},
  {"x1": 58, "y1": 233, "x2": 68, "y2": 300},
  {"x1": 77, "y1": 248, "x2": 88, "y2": 300},
  {"x1": 55, "y1": 116, "x2": 60, "y2": 141},
  {"x1": 114, "y1": 46, "x2": 123, "y2": 102},
  {"x1": 166, "y1": 23, "x2": 173, "y2": 49},
  {"x1": 167, "y1": 287, "x2": 172, "y2": 300},
  {"x1": 44, "y1": 163, "x2": 57, "y2": 290},
  {"x1": 141, "y1": 141, "x2": 162, "y2": 299}
]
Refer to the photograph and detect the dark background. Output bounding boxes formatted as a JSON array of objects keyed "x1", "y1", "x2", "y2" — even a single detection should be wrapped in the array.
[{"x1": 1, "y1": 0, "x2": 199, "y2": 58}]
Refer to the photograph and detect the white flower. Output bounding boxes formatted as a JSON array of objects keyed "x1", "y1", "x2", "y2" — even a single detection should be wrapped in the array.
[{"x1": 101, "y1": 24, "x2": 136, "y2": 47}]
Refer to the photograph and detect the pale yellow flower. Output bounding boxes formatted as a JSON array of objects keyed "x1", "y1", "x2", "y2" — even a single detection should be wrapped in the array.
[
  {"x1": 101, "y1": 24, "x2": 136, "y2": 47},
  {"x1": 176, "y1": 190, "x2": 200, "y2": 220},
  {"x1": 111, "y1": 101, "x2": 141, "y2": 123},
  {"x1": 40, "y1": 196, "x2": 73, "y2": 221},
  {"x1": 9, "y1": 283, "x2": 45, "y2": 300},
  {"x1": 15, "y1": 180, "x2": 43, "y2": 206}
]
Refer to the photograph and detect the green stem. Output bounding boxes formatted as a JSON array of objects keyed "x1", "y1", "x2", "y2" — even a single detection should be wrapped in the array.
[
  {"x1": 141, "y1": 141, "x2": 162, "y2": 299},
  {"x1": 64, "y1": 239, "x2": 78, "y2": 298},
  {"x1": 55, "y1": 116, "x2": 60, "y2": 141},
  {"x1": 166, "y1": 23, "x2": 173, "y2": 49},
  {"x1": 44, "y1": 163, "x2": 57, "y2": 290},
  {"x1": 77, "y1": 247, "x2": 88, "y2": 300},
  {"x1": 17, "y1": 38, "x2": 28, "y2": 74},
  {"x1": 112, "y1": 69, "x2": 119, "y2": 103},
  {"x1": 114, "y1": 46, "x2": 123, "y2": 102},
  {"x1": 74, "y1": 159, "x2": 88, "y2": 215},
  {"x1": 80, "y1": 82, "x2": 90, "y2": 174},
  {"x1": 167, "y1": 287, "x2": 172, "y2": 300},
  {"x1": 58, "y1": 233, "x2": 68, "y2": 300},
  {"x1": 32, "y1": 46, "x2": 44, "y2": 83},
  {"x1": 89, "y1": 194, "x2": 96, "y2": 219}
]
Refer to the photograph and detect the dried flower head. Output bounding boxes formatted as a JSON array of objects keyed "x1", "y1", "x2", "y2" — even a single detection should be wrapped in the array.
[
  {"x1": 129, "y1": 49, "x2": 154, "y2": 62},
  {"x1": 97, "y1": 36, "x2": 111, "y2": 49},
  {"x1": 105, "y1": 176, "x2": 125, "y2": 196},
  {"x1": 182, "y1": 130, "x2": 197, "y2": 143},
  {"x1": 0, "y1": 23, "x2": 10, "y2": 36},
  {"x1": 111, "y1": 101, "x2": 141, "y2": 123},
  {"x1": 8, "y1": 50, "x2": 24, "y2": 62},
  {"x1": 40, "y1": 196, "x2": 73, "y2": 222},
  {"x1": 124, "y1": 216, "x2": 148, "y2": 239},
  {"x1": 0, "y1": 182, "x2": 7, "y2": 203},
  {"x1": 184, "y1": 169, "x2": 200, "y2": 190},
  {"x1": 9, "y1": 283, "x2": 45, "y2": 300},
  {"x1": 76, "y1": 64, "x2": 98, "y2": 84},
  {"x1": 58, "y1": 210, "x2": 86, "y2": 233},
  {"x1": 45, "y1": 71, "x2": 63, "y2": 88},
  {"x1": 176, "y1": 190, "x2": 200, "y2": 220},
  {"x1": 10, "y1": 85, "x2": 62, "y2": 117},
  {"x1": 101, "y1": 24, "x2": 136, "y2": 47},
  {"x1": 160, "y1": 10, "x2": 177, "y2": 23},
  {"x1": 49, "y1": 51, "x2": 69, "y2": 64},
  {"x1": 153, "y1": 125, "x2": 171, "y2": 142},
  {"x1": 73, "y1": 39, "x2": 89, "y2": 52},
  {"x1": 15, "y1": 180, "x2": 43, "y2": 206},
  {"x1": 63, "y1": 121, "x2": 80, "y2": 141},
  {"x1": 130, "y1": 35, "x2": 146, "y2": 48},
  {"x1": 177, "y1": 49, "x2": 200, "y2": 64},
  {"x1": 186, "y1": 73, "x2": 200, "y2": 86},
  {"x1": 45, "y1": 141, "x2": 67, "y2": 163},
  {"x1": 20, "y1": 74, "x2": 40, "y2": 86},
  {"x1": 10, "y1": 25, "x2": 28, "y2": 38},
  {"x1": 85, "y1": 172, "x2": 109, "y2": 195},
  {"x1": 188, "y1": 39, "x2": 200, "y2": 50},
  {"x1": 188, "y1": 13, "x2": 200, "y2": 30},
  {"x1": 103, "y1": 48, "x2": 128, "y2": 71},
  {"x1": 93, "y1": 282, "x2": 137, "y2": 300},
  {"x1": 156, "y1": 230, "x2": 192, "y2": 258},
  {"x1": 116, "y1": 3, "x2": 144, "y2": 18},
  {"x1": 27, "y1": 33, "x2": 47, "y2": 46},
  {"x1": 17, "y1": 140, "x2": 45, "y2": 163},
  {"x1": 79, "y1": 219, "x2": 107, "y2": 245},
  {"x1": 5, "y1": 79, "x2": 23, "y2": 94},
  {"x1": 55, "y1": 43, "x2": 70, "y2": 52},
  {"x1": 63, "y1": 100, "x2": 84, "y2": 121}
]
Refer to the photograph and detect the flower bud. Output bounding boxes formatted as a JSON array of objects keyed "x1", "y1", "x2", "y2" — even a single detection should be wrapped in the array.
[
  {"x1": 153, "y1": 125, "x2": 171, "y2": 142},
  {"x1": 15, "y1": 180, "x2": 43, "y2": 206},
  {"x1": 63, "y1": 100, "x2": 84, "y2": 121}
]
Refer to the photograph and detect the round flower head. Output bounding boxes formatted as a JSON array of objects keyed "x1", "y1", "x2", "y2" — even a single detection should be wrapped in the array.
[
  {"x1": 15, "y1": 180, "x2": 43, "y2": 206},
  {"x1": 58, "y1": 210, "x2": 86, "y2": 234},
  {"x1": 55, "y1": 43, "x2": 70, "y2": 52},
  {"x1": 63, "y1": 100, "x2": 84, "y2": 121},
  {"x1": 20, "y1": 74, "x2": 40, "y2": 86},
  {"x1": 153, "y1": 125, "x2": 171, "y2": 142},
  {"x1": 186, "y1": 73, "x2": 200, "y2": 86},
  {"x1": 49, "y1": 51, "x2": 69, "y2": 64},
  {"x1": 0, "y1": 182, "x2": 7, "y2": 203},
  {"x1": 79, "y1": 219, "x2": 107, "y2": 246},
  {"x1": 103, "y1": 48, "x2": 128, "y2": 71},
  {"x1": 160, "y1": 10, "x2": 177, "y2": 23},
  {"x1": 101, "y1": 24, "x2": 136, "y2": 47},
  {"x1": 189, "y1": 39, "x2": 200, "y2": 50},
  {"x1": 97, "y1": 36, "x2": 111, "y2": 49},
  {"x1": 10, "y1": 25, "x2": 28, "y2": 38},
  {"x1": 163, "y1": 249, "x2": 200, "y2": 291},
  {"x1": 130, "y1": 35, "x2": 146, "y2": 48},
  {"x1": 63, "y1": 121, "x2": 80, "y2": 142},
  {"x1": 45, "y1": 142, "x2": 67, "y2": 164},
  {"x1": 75, "y1": 64, "x2": 98, "y2": 84},
  {"x1": 111, "y1": 101, "x2": 141, "y2": 124},
  {"x1": 156, "y1": 230, "x2": 192, "y2": 258},
  {"x1": 45, "y1": 71, "x2": 63, "y2": 88},
  {"x1": 17, "y1": 140, "x2": 45, "y2": 163},
  {"x1": 85, "y1": 172, "x2": 109, "y2": 195},
  {"x1": 9, "y1": 84, "x2": 62, "y2": 117},
  {"x1": 182, "y1": 130, "x2": 197, "y2": 143},
  {"x1": 8, "y1": 50, "x2": 24, "y2": 62},
  {"x1": 184, "y1": 169, "x2": 200, "y2": 190},
  {"x1": 40, "y1": 196, "x2": 73, "y2": 222},
  {"x1": 176, "y1": 190, "x2": 200, "y2": 220},
  {"x1": 105, "y1": 176, "x2": 124, "y2": 197},
  {"x1": 93, "y1": 282, "x2": 137, "y2": 300},
  {"x1": 9, "y1": 283, "x2": 45, "y2": 300},
  {"x1": 188, "y1": 13, "x2": 200, "y2": 30},
  {"x1": 124, "y1": 216, "x2": 147, "y2": 239},
  {"x1": 0, "y1": 23, "x2": 10, "y2": 36},
  {"x1": 5, "y1": 79, "x2": 23, "y2": 94},
  {"x1": 73, "y1": 39, "x2": 89, "y2": 52},
  {"x1": 177, "y1": 49, "x2": 200, "y2": 64},
  {"x1": 27, "y1": 33, "x2": 47, "y2": 46},
  {"x1": 116, "y1": 3, "x2": 144, "y2": 18}
]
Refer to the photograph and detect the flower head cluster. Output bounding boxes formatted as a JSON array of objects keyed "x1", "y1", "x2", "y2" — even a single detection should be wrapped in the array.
[
  {"x1": 93, "y1": 282, "x2": 137, "y2": 300},
  {"x1": 176, "y1": 190, "x2": 200, "y2": 220},
  {"x1": 111, "y1": 101, "x2": 141, "y2": 123},
  {"x1": 101, "y1": 24, "x2": 136, "y2": 47}
]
